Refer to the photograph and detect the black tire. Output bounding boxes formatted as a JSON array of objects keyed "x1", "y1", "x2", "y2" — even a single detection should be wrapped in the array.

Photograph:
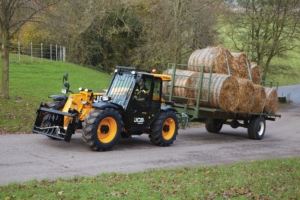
[
  {"x1": 205, "y1": 119, "x2": 223, "y2": 133},
  {"x1": 41, "y1": 113, "x2": 61, "y2": 140},
  {"x1": 248, "y1": 117, "x2": 265, "y2": 140},
  {"x1": 149, "y1": 111, "x2": 179, "y2": 146},
  {"x1": 42, "y1": 100, "x2": 66, "y2": 140},
  {"x1": 82, "y1": 109, "x2": 122, "y2": 151}
]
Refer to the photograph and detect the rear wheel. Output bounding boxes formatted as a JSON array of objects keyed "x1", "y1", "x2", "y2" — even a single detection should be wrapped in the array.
[
  {"x1": 205, "y1": 119, "x2": 223, "y2": 133},
  {"x1": 82, "y1": 109, "x2": 122, "y2": 151},
  {"x1": 248, "y1": 117, "x2": 265, "y2": 140},
  {"x1": 149, "y1": 111, "x2": 178, "y2": 146}
]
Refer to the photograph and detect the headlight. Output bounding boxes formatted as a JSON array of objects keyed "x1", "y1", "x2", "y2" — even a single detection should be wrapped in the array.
[
  {"x1": 61, "y1": 88, "x2": 67, "y2": 94},
  {"x1": 78, "y1": 87, "x2": 83, "y2": 91},
  {"x1": 84, "y1": 88, "x2": 89, "y2": 92}
]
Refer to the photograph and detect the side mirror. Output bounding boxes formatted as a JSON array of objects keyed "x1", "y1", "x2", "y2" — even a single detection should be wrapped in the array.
[
  {"x1": 64, "y1": 82, "x2": 70, "y2": 90},
  {"x1": 63, "y1": 72, "x2": 68, "y2": 82}
]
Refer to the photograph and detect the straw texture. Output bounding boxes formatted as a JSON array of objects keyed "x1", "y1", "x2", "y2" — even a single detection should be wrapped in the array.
[
  {"x1": 250, "y1": 62, "x2": 261, "y2": 84},
  {"x1": 188, "y1": 46, "x2": 240, "y2": 77},
  {"x1": 232, "y1": 52, "x2": 251, "y2": 79},
  {"x1": 251, "y1": 84, "x2": 267, "y2": 113},
  {"x1": 264, "y1": 87, "x2": 279, "y2": 114}
]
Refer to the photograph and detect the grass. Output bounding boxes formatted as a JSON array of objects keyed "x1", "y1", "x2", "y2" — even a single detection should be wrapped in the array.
[
  {"x1": 0, "y1": 55, "x2": 112, "y2": 133},
  {"x1": 0, "y1": 158, "x2": 299, "y2": 199}
]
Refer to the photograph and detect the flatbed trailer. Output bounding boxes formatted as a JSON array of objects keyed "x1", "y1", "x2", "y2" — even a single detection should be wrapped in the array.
[{"x1": 165, "y1": 63, "x2": 281, "y2": 140}]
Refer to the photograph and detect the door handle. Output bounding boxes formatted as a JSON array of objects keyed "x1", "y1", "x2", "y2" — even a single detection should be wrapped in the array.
[{"x1": 130, "y1": 107, "x2": 137, "y2": 114}]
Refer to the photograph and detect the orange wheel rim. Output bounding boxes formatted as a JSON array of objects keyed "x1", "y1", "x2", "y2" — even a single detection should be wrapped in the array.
[
  {"x1": 162, "y1": 118, "x2": 175, "y2": 140},
  {"x1": 97, "y1": 117, "x2": 117, "y2": 143}
]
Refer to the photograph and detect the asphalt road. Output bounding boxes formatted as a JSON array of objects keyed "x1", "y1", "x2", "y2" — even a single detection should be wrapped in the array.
[{"x1": 0, "y1": 85, "x2": 300, "y2": 186}]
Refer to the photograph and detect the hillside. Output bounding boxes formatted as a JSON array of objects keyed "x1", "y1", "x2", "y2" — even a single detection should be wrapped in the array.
[{"x1": 0, "y1": 56, "x2": 111, "y2": 133}]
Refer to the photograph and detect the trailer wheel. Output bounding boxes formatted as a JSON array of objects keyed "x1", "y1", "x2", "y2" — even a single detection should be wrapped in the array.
[
  {"x1": 149, "y1": 111, "x2": 178, "y2": 146},
  {"x1": 205, "y1": 119, "x2": 223, "y2": 133},
  {"x1": 248, "y1": 117, "x2": 265, "y2": 140},
  {"x1": 82, "y1": 109, "x2": 122, "y2": 151}
]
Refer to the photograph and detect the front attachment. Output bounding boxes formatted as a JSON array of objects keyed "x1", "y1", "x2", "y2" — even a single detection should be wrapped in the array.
[{"x1": 32, "y1": 104, "x2": 78, "y2": 142}]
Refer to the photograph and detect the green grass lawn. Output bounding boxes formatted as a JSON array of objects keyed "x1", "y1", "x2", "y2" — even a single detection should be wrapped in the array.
[
  {"x1": 0, "y1": 55, "x2": 111, "y2": 133},
  {"x1": 1, "y1": 158, "x2": 299, "y2": 199}
]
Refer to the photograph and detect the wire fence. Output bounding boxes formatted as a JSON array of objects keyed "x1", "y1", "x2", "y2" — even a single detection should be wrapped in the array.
[{"x1": 0, "y1": 41, "x2": 66, "y2": 62}]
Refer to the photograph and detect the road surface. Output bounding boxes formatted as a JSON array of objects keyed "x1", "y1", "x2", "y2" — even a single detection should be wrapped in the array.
[{"x1": 0, "y1": 85, "x2": 299, "y2": 186}]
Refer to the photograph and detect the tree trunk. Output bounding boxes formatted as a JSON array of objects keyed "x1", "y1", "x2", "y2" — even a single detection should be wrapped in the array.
[{"x1": 1, "y1": 19, "x2": 10, "y2": 99}]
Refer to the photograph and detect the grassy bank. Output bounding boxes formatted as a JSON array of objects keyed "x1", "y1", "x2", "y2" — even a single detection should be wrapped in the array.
[
  {"x1": 0, "y1": 56, "x2": 111, "y2": 133},
  {"x1": 1, "y1": 158, "x2": 299, "y2": 199}
]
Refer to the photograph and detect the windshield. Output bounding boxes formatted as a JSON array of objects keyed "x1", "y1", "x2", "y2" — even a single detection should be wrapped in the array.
[{"x1": 107, "y1": 72, "x2": 135, "y2": 108}]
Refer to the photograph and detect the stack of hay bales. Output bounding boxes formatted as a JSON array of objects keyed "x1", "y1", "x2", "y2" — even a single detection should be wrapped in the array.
[
  {"x1": 164, "y1": 45, "x2": 279, "y2": 114},
  {"x1": 163, "y1": 69, "x2": 239, "y2": 112}
]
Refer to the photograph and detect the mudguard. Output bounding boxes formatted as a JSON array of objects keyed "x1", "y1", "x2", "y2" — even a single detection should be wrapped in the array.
[
  {"x1": 48, "y1": 94, "x2": 68, "y2": 101},
  {"x1": 92, "y1": 102, "x2": 122, "y2": 110},
  {"x1": 160, "y1": 106, "x2": 177, "y2": 113}
]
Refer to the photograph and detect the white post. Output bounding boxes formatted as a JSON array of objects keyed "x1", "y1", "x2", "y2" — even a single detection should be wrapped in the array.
[
  {"x1": 63, "y1": 46, "x2": 66, "y2": 61},
  {"x1": 41, "y1": 43, "x2": 43, "y2": 60},
  {"x1": 56, "y1": 44, "x2": 58, "y2": 61},
  {"x1": 18, "y1": 41, "x2": 20, "y2": 62}
]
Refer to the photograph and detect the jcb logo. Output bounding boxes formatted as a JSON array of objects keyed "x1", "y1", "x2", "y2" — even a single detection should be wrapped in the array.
[
  {"x1": 134, "y1": 118, "x2": 145, "y2": 124},
  {"x1": 93, "y1": 95, "x2": 103, "y2": 103}
]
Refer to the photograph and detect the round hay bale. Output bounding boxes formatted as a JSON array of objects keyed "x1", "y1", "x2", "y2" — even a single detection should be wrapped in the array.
[
  {"x1": 250, "y1": 84, "x2": 266, "y2": 113},
  {"x1": 250, "y1": 62, "x2": 261, "y2": 84},
  {"x1": 202, "y1": 73, "x2": 239, "y2": 112},
  {"x1": 264, "y1": 87, "x2": 279, "y2": 114},
  {"x1": 162, "y1": 69, "x2": 197, "y2": 105},
  {"x1": 164, "y1": 69, "x2": 239, "y2": 111},
  {"x1": 236, "y1": 78, "x2": 255, "y2": 113},
  {"x1": 231, "y1": 52, "x2": 251, "y2": 79},
  {"x1": 188, "y1": 46, "x2": 240, "y2": 77}
]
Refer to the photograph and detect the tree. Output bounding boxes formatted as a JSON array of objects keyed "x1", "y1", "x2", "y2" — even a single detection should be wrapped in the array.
[
  {"x1": 72, "y1": 2, "x2": 143, "y2": 72},
  {"x1": 222, "y1": 0, "x2": 300, "y2": 80},
  {"x1": 0, "y1": 0, "x2": 60, "y2": 99},
  {"x1": 130, "y1": 0, "x2": 222, "y2": 72}
]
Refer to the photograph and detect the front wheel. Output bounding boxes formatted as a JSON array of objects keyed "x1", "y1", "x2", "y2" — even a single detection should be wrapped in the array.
[
  {"x1": 41, "y1": 113, "x2": 55, "y2": 139},
  {"x1": 149, "y1": 111, "x2": 179, "y2": 146},
  {"x1": 205, "y1": 119, "x2": 223, "y2": 133},
  {"x1": 248, "y1": 117, "x2": 265, "y2": 140},
  {"x1": 82, "y1": 109, "x2": 122, "y2": 151}
]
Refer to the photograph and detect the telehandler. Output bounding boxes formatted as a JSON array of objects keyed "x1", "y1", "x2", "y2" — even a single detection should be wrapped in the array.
[{"x1": 33, "y1": 67, "x2": 179, "y2": 151}]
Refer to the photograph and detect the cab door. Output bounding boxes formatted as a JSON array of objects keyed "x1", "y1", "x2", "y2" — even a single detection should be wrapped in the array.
[{"x1": 125, "y1": 75, "x2": 153, "y2": 133}]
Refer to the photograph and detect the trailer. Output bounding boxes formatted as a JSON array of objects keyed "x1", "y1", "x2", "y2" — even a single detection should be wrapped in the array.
[{"x1": 164, "y1": 63, "x2": 281, "y2": 140}]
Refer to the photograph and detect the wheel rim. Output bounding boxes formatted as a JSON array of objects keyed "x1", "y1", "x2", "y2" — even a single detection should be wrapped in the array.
[
  {"x1": 257, "y1": 121, "x2": 265, "y2": 136},
  {"x1": 162, "y1": 118, "x2": 175, "y2": 140},
  {"x1": 97, "y1": 117, "x2": 117, "y2": 143}
]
